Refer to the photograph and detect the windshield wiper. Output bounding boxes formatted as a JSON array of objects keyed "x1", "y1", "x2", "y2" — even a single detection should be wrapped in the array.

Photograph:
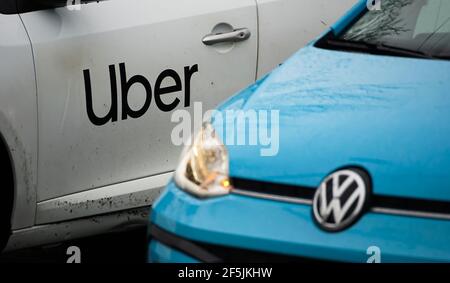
[
  {"x1": 434, "y1": 54, "x2": 450, "y2": 60},
  {"x1": 325, "y1": 39, "x2": 434, "y2": 59},
  {"x1": 376, "y1": 42, "x2": 434, "y2": 59}
]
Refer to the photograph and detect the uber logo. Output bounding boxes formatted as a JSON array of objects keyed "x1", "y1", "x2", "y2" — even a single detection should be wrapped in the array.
[{"x1": 83, "y1": 63, "x2": 198, "y2": 126}]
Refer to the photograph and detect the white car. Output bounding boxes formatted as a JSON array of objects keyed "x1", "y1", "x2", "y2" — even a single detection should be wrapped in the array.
[{"x1": 0, "y1": 0, "x2": 356, "y2": 251}]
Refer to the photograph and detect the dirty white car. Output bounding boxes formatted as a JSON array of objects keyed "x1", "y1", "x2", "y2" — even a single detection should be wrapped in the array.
[{"x1": 0, "y1": 0, "x2": 356, "y2": 251}]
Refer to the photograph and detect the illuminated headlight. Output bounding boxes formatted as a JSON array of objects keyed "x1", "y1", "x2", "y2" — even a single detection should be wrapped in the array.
[{"x1": 174, "y1": 122, "x2": 232, "y2": 198}]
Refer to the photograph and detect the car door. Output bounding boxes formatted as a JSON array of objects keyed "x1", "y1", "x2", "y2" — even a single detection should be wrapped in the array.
[{"x1": 19, "y1": 0, "x2": 257, "y2": 201}]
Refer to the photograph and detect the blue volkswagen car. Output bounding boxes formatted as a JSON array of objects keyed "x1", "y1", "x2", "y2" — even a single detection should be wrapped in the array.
[{"x1": 148, "y1": 0, "x2": 450, "y2": 263}]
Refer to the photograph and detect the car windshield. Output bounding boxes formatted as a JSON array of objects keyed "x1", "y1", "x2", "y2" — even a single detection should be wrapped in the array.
[{"x1": 338, "y1": 0, "x2": 450, "y2": 59}]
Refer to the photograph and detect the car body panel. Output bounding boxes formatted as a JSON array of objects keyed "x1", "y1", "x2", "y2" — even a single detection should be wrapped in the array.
[
  {"x1": 36, "y1": 171, "x2": 171, "y2": 224},
  {"x1": 0, "y1": 0, "x2": 359, "y2": 249},
  {"x1": 0, "y1": 13, "x2": 37, "y2": 230},
  {"x1": 5, "y1": 207, "x2": 149, "y2": 252},
  {"x1": 20, "y1": 0, "x2": 258, "y2": 201},
  {"x1": 149, "y1": 1, "x2": 450, "y2": 263},
  {"x1": 214, "y1": 46, "x2": 450, "y2": 202},
  {"x1": 255, "y1": 0, "x2": 358, "y2": 78},
  {"x1": 330, "y1": 0, "x2": 366, "y2": 35},
  {"x1": 149, "y1": 240, "x2": 199, "y2": 263},
  {"x1": 151, "y1": 182, "x2": 450, "y2": 262}
]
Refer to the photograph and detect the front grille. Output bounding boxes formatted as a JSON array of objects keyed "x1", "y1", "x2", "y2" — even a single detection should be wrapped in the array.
[
  {"x1": 230, "y1": 177, "x2": 450, "y2": 221},
  {"x1": 231, "y1": 177, "x2": 314, "y2": 205},
  {"x1": 232, "y1": 178, "x2": 315, "y2": 200}
]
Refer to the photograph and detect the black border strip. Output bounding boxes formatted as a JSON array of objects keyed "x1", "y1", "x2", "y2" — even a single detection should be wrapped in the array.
[
  {"x1": 15, "y1": 0, "x2": 107, "y2": 14},
  {"x1": 0, "y1": 0, "x2": 17, "y2": 14}
]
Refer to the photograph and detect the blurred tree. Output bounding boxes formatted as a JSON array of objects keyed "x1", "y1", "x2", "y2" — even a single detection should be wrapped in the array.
[{"x1": 343, "y1": 0, "x2": 414, "y2": 42}]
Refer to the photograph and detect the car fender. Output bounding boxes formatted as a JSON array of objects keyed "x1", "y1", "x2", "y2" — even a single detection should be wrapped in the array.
[{"x1": 0, "y1": 13, "x2": 38, "y2": 230}]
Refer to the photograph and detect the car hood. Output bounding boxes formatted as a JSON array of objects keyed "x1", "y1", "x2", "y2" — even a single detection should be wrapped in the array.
[{"x1": 214, "y1": 46, "x2": 450, "y2": 201}]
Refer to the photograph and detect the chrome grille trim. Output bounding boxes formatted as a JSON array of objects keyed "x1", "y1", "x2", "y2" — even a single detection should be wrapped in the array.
[
  {"x1": 232, "y1": 189, "x2": 313, "y2": 205},
  {"x1": 371, "y1": 207, "x2": 450, "y2": 221}
]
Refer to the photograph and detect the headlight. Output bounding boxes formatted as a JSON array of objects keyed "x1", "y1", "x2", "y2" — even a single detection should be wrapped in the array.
[{"x1": 174, "y1": 122, "x2": 232, "y2": 198}]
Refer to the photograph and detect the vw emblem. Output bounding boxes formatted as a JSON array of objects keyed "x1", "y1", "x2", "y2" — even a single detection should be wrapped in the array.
[{"x1": 312, "y1": 169, "x2": 370, "y2": 232}]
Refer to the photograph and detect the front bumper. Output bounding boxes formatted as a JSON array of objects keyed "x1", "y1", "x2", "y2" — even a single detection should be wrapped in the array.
[
  {"x1": 149, "y1": 180, "x2": 450, "y2": 263},
  {"x1": 149, "y1": 225, "x2": 328, "y2": 263}
]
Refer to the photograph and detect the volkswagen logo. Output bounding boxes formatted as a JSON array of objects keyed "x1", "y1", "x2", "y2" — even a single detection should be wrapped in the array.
[{"x1": 312, "y1": 168, "x2": 371, "y2": 232}]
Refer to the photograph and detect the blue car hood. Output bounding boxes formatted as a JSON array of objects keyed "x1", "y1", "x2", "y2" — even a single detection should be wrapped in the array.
[{"x1": 215, "y1": 46, "x2": 450, "y2": 201}]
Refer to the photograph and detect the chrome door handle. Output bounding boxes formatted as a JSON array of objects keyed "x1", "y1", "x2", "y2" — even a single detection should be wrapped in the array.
[{"x1": 202, "y1": 28, "x2": 251, "y2": 46}]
